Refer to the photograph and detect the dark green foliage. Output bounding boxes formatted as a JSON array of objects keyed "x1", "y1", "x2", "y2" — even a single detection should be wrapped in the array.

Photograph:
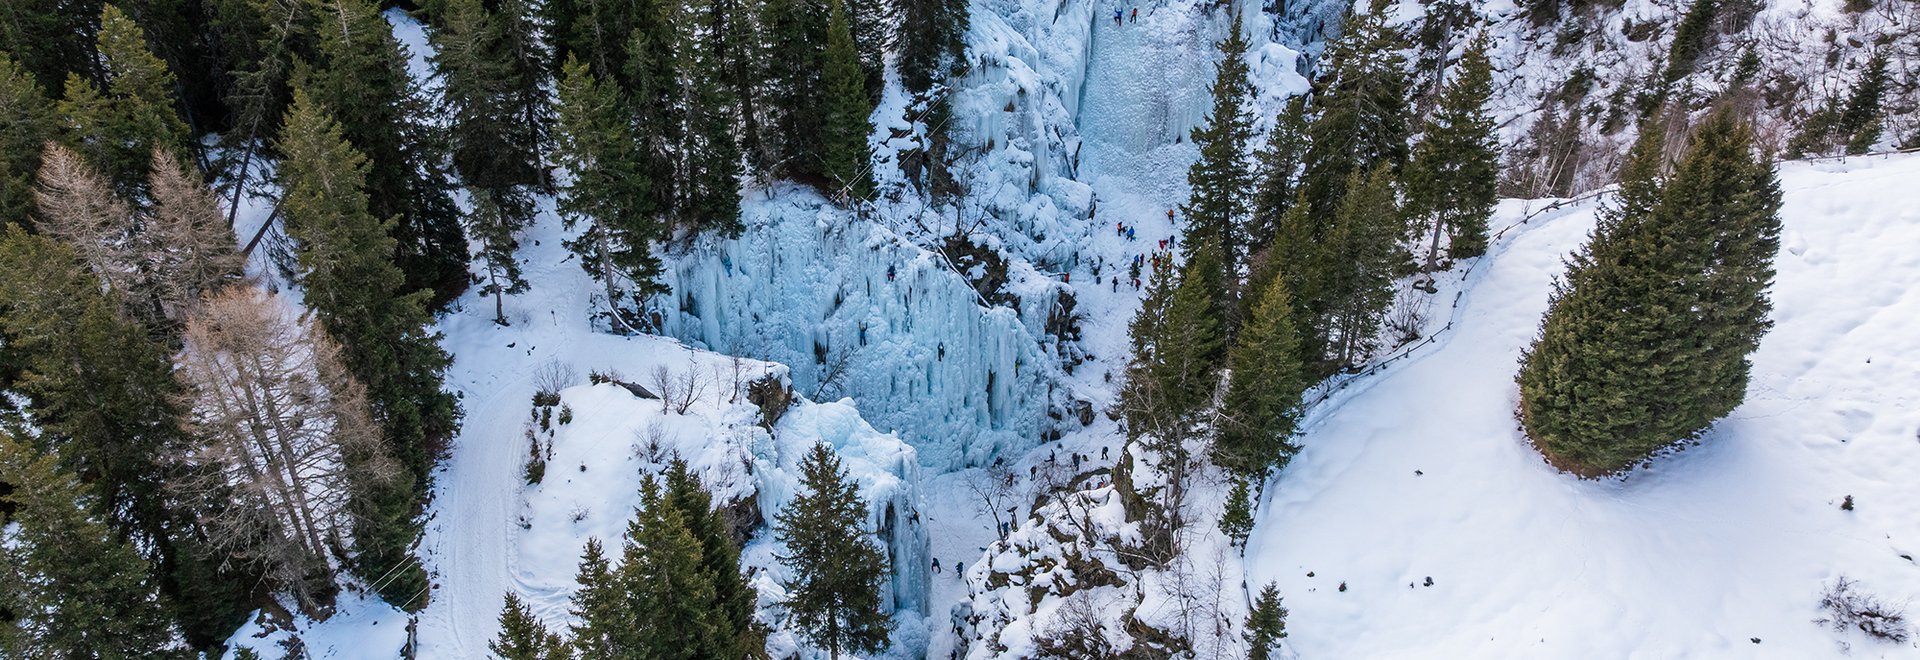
[
  {"x1": 0, "y1": 0, "x2": 102, "y2": 94},
  {"x1": 1518, "y1": 111, "x2": 1781, "y2": 475},
  {"x1": 57, "y1": 5, "x2": 190, "y2": 198},
  {"x1": 681, "y1": 0, "x2": 746, "y2": 236},
  {"x1": 1791, "y1": 52, "x2": 1889, "y2": 157},
  {"x1": 1218, "y1": 479, "x2": 1254, "y2": 545},
  {"x1": 275, "y1": 91, "x2": 458, "y2": 606},
  {"x1": 554, "y1": 56, "x2": 666, "y2": 332},
  {"x1": 1662, "y1": 0, "x2": 1719, "y2": 83},
  {"x1": 302, "y1": 0, "x2": 468, "y2": 307},
  {"x1": 490, "y1": 592, "x2": 563, "y2": 660},
  {"x1": 622, "y1": 0, "x2": 683, "y2": 220},
  {"x1": 1121, "y1": 246, "x2": 1226, "y2": 444},
  {"x1": 1214, "y1": 273, "x2": 1307, "y2": 477},
  {"x1": 546, "y1": 0, "x2": 641, "y2": 82},
  {"x1": 467, "y1": 190, "x2": 530, "y2": 326},
  {"x1": 428, "y1": 0, "x2": 547, "y2": 198},
  {"x1": 1245, "y1": 583, "x2": 1288, "y2": 660},
  {"x1": 0, "y1": 55, "x2": 55, "y2": 229},
  {"x1": 846, "y1": 0, "x2": 891, "y2": 100},
  {"x1": 0, "y1": 435, "x2": 183, "y2": 658},
  {"x1": 567, "y1": 538, "x2": 625, "y2": 656},
  {"x1": 1320, "y1": 167, "x2": 1402, "y2": 368},
  {"x1": 663, "y1": 460, "x2": 763, "y2": 656},
  {"x1": 761, "y1": 0, "x2": 829, "y2": 178},
  {"x1": 1299, "y1": 7, "x2": 1410, "y2": 221},
  {"x1": 1404, "y1": 33, "x2": 1498, "y2": 267},
  {"x1": 820, "y1": 0, "x2": 875, "y2": 201},
  {"x1": 1248, "y1": 96, "x2": 1308, "y2": 254},
  {"x1": 775, "y1": 443, "x2": 892, "y2": 659},
  {"x1": 896, "y1": 0, "x2": 968, "y2": 93},
  {"x1": 1180, "y1": 11, "x2": 1256, "y2": 326}
]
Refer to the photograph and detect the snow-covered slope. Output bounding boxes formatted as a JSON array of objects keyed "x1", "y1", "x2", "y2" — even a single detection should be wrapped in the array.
[{"x1": 1246, "y1": 152, "x2": 1920, "y2": 658}]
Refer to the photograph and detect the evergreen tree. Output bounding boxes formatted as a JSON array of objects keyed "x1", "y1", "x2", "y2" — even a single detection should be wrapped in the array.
[
  {"x1": 567, "y1": 538, "x2": 629, "y2": 656},
  {"x1": 490, "y1": 592, "x2": 563, "y2": 660},
  {"x1": 761, "y1": 0, "x2": 828, "y2": 177},
  {"x1": 1298, "y1": 6, "x2": 1410, "y2": 221},
  {"x1": 679, "y1": 0, "x2": 746, "y2": 236},
  {"x1": 774, "y1": 443, "x2": 892, "y2": 659},
  {"x1": 1404, "y1": 33, "x2": 1497, "y2": 268},
  {"x1": 1837, "y1": 52, "x2": 1888, "y2": 155},
  {"x1": 428, "y1": 0, "x2": 546, "y2": 206},
  {"x1": 1320, "y1": 167, "x2": 1401, "y2": 368},
  {"x1": 0, "y1": 434, "x2": 182, "y2": 658},
  {"x1": 554, "y1": 56, "x2": 665, "y2": 332},
  {"x1": 896, "y1": 0, "x2": 967, "y2": 93},
  {"x1": 466, "y1": 189, "x2": 529, "y2": 326},
  {"x1": 620, "y1": 477, "x2": 731, "y2": 658},
  {"x1": 0, "y1": 0, "x2": 101, "y2": 93},
  {"x1": 713, "y1": 0, "x2": 769, "y2": 169},
  {"x1": 1120, "y1": 245, "x2": 1225, "y2": 443},
  {"x1": 1218, "y1": 479, "x2": 1254, "y2": 546},
  {"x1": 547, "y1": 0, "x2": 642, "y2": 82},
  {"x1": 624, "y1": 0, "x2": 683, "y2": 219},
  {"x1": 1517, "y1": 111, "x2": 1781, "y2": 475},
  {"x1": 57, "y1": 5, "x2": 190, "y2": 198},
  {"x1": 1661, "y1": 0, "x2": 1719, "y2": 84},
  {"x1": 1245, "y1": 583, "x2": 1288, "y2": 660},
  {"x1": 0, "y1": 55, "x2": 56, "y2": 229},
  {"x1": 820, "y1": 0, "x2": 875, "y2": 201},
  {"x1": 274, "y1": 90, "x2": 458, "y2": 605},
  {"x1": 663, "y1": 459, "x2": 762, "y2": 656},
  {"x1": 1248, "y1": 96, "x2": 1308, "y2": 255},
  {"x1": 1179, "y1": 10, "x2": 1256, "y2": 326},
  {"x1": 303, "y1": 0, "x2": 468, "y2": 306},
  {"x1": 1214, "y1": 273, "x2": 1307, "y2": 477},
  {"x1": 845, "y1": 0, "x2": 891, "y2": 99}
]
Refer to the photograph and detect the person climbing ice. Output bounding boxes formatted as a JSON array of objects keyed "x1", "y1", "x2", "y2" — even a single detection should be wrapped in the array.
[
  {"x1": 932, "y1": 557, "x2": 941, "y2": 573},
  {"x1": 1113, "y1": 7, "x2": 1123, "y2": 25},
  {"x1": 887, "y1": 264, "x2": 895, "y2": 282},
  {"x1": 1131, "y1": 7, "x2": 1138, "y2": 21}
]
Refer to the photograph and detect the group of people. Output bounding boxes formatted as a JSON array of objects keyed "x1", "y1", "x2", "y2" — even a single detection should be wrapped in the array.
[{"x1": 1112, "y1": 6, "x2": 1138, "y2": 25}]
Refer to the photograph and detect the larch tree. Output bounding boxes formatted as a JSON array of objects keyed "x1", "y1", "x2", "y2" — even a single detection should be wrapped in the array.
[
  {"x1": 145, "y1": 149, "x2": 245, "y2": 319},
  {"x1": 775, "y1": 443, "x2": 892, "y2": 659},
  {"x1": 33, "y1": 143, "x2": 142, "y2": 302},
  {"x1": 554, "y1": 56, "x2": 665, "y2": 332},
  {"x1": 172, "y1": 285, "x2": 398, "y2": 615},
  {"x1": 274, "y1": 89, "x2": 457, "y2": 606},
  {"x1": 0, "y1": 434, "x2": 184, "y2": 659}
]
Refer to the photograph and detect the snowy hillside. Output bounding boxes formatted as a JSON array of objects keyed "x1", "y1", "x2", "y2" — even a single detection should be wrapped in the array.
[{"x1": 1247, "y1": 152, "x2": 1920, "y2": 658}]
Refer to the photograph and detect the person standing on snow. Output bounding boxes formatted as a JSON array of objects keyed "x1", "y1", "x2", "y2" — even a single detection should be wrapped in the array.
[{"x1": 1131, "y1": 7, "x2": 1138, "y2": 21}]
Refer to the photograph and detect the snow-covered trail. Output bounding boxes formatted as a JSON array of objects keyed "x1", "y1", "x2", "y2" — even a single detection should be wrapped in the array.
[{"x1": 1246, "y1": 154, "x2": 1920, "y2": 658}]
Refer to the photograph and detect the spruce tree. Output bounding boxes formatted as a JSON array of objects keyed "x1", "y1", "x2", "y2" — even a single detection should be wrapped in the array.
[
  {"x1": 0, "y1": 0, "x2": 100, "y2": 93},
  {"x1": 1298, "y1": 5, "x2": 1410, "y2": 221},
  {"x1": 896, "y1": 0, "x2": 968, "y2": 93},
  {"x1": 1218, "y1": 479, "x2": 1254, "y2": 546},
  {"x1": 58, "y1": 5, "x2": 190, "y2": 198},
  {"x1": 274, "y1": 90, "x2": 457, "y2": 605},
  {"x1": 554, "y1": 56, "x2": 666, "y2": 332},
  {"x1": 1214, "y1": 273, "x2": 1307, "y2": 477},
  {"x1": 303, "y1": 0, "x2": 468, "y2": 306},
  {"x1": 1245, "y1": 583, "x2": 1288, "y2": 660},
  {"x1": 567, "y1": 538, "x2": 630, "y2": 656},
  {"x1": 0, "y1": 55, "x2": 56, "y2": 229},
  {"x1": 1320, "y1": 167, "x2": 1402, "y2": 368},
  {"x1": 1179, "y1": 10, "x2": 1256, "y2": 326},
  {"x1": 621, "y1": 477, "x2": 731, "y2": 658},
  {"x1": 820, "y1": 0, "x2": 875, "y2": 201},
  {"x1": 663, "y1": 459, "x2": 762, "y2": 656},
  {"x1": 429, "y1": 0, "x2": 546, "y2": 208},
  {"x1": 1248, "y1": 96, "x2": 1308, "y2": 255},
  {"x1": 761, "y1": 0, "x2": 829, "y2": 177},
  {"x1": 490, "y1": 592, "x2": 563, "y2": 660},
  {"x1": 0, "y1": 434, "x2": 182, "y2": 659},
  {"x1": 774, "y1": 443, "x2": 892, "y2": 659},
  {"x1": 845, "y1": 0, "x2": 891, "y2": 99},
  {"x1": 1517, "y1": 111, "x2": 1780, "y2": 475},
  {"x1": 1404, "y1": 33, "x2": 1497, "y2": 267},
  {"x1": 624, "y1": 0, "x2": 683, "y2": 219},
  {"x1": 680, "y1": 0, "x2": 746, "y2": 236},
  {"x1": 1838, "y1": 51, "x2": 1888, "y2": 155},
  {"x1": 1121, "y1": 245, "x2": 1225, "y2": 443},
  {"x1": 467, "y1": 189, "x2": 529, "y2": 326}
]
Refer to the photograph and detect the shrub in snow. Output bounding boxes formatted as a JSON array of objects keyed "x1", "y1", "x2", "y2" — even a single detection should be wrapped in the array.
[{"x1": 1816, "y1": 576, "x2": 1911, "y2": 643}]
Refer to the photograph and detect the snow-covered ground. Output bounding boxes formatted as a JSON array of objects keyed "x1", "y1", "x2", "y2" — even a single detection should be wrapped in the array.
[{"x1": 1247, "y1": 152, "x2": 1920, "y2": 659}]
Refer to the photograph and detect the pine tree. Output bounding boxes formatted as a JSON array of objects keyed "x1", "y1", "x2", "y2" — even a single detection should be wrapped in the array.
[
  {"x1": 624, "y1": 0, "x2": 684, "y2": 219},
  {"x1": 1214, "y1": 273, "x2": 1307, "y2": 477},
  {"x1": 467, "y1": 189, "x2": 529, "y2": 326},
  {"x1": 1245, "y1": 583, "x2": 1288, "y2": 660},
  {"x1": 1517, "y1": 110, "x2": 1780, "y2": 475},
  {"x1": 1662, "y1": 0, "x2": 1720, "y2": 84},
  {"x1": 820, "y1": 0, "x2": 875, "y2": 201},
  {"x1": 274, "y1": 90, "x2": 457, "y2": 605},
  {"x1": 0, "y1": 0, "x2": 101, "y2": 93},
  {"x1": 58, "y1": 5, "x2": 190, "y2": 198},
  {"x1": 0, "y1": 434, "x2": 183, "y2": 658},
  {"x1": 1404, "y1": 33, "x2": 1497, "y2": 268},
  {"x1": 761, "y1": 0, "x2": 829, "y2": 176},
  {"x1": 1218, "y1": 479, "x2": 1254, "y2": 545},
  {"x1": 845, "y1": 0, "x2": 891, "y2": 100},
  {"x1": 775, "y1": 443, "x2": 892, "y2": 659},
  {"x1": 1121, "y1": 245, "x2": 1225, "y2": 444},
  {"x1": 679, "y1": 0, "x2": 746, "y2": 236},
  {"x1": 1298, "y1": 6, "x2": 1410, "y2": 221},
  {"x1": 621, "y1": 477, "x2": 731, "y2": 658},
  {"x1": 303, "y1": 0, "x2": 468, "y2": 306},
  {"x1": 1320, "y1": 167, "x2": 1401, "y2": 367},
  {"x1": 663, "y1": 459, "x2": 762, "y2": 656},
  {"x1": 1248, "y1": 96, "x2": 1308, "y2": 255},
  {"x1": 0, "y1": 54, "x2": 56, "y2": 229},
  {"x1": 1179, "y1": 10, "x2": 1256, "y2": 327},
  {"x1": 896, "y1": 0, "x2": 967, "y2": 93},
  {"x1": 554, "y1": 56, "x2": 666, "y2": 332},
  {"x1": 428, "y1": 0, "x2": 546, "y2": 212},
  {"x1": 567, "y1": 538, "x2": 630, "y2": 656},
  {"x1": 490, "y1": 592, "x2": 563, "y2": 660}
]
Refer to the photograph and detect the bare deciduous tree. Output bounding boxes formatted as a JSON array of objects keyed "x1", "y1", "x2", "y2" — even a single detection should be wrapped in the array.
[
  {"x1": 171, "y1": 286, "x2": 398, "y2": 615},
  {"x1": 963, "y1": 462, "x2": 1019, "y2": 532},
  {"x1": 35, "y1": 143, "x2": 139, "y2": 297},
  {"x1": 650, "y1": 361, "x2": 708, "y2": 414},
  {"x1": 532, "y1": 358, "x2": 576, "y2": 402}
]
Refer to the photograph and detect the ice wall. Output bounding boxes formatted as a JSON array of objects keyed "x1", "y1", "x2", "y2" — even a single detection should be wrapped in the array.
[{"x1": 661, "y1": 188, "x2": 1060, "y2": 470}]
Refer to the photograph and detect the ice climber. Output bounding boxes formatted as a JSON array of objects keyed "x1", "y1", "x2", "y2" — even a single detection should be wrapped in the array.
[{"x1": 1114, "y1": 7, "x2": 1123, "y2": 24}]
